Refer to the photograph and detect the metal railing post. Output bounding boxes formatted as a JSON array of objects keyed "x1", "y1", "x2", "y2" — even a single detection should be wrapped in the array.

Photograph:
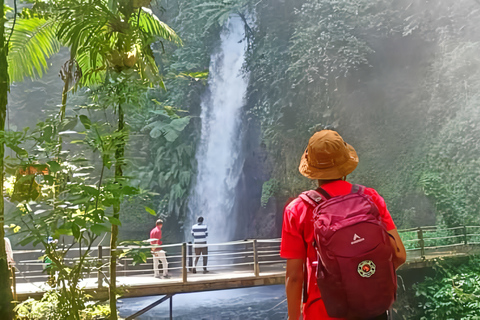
[
  {"x1": 78, "y1": 242, "x2": 81, "y2": 267},
  {"x1": 253, "y1": 239, "x2": 260, "y2": 277},
  {"x1": 97, "y1": 245, "x2": 103, "y2": 289},
  {"x1": 124, "y1": 252, "x2": 128, "y2": 276},
  {"x1": 11, "y1": 267, "x2": 16, "y2": 301},
  {"x1": 417, "y1": 227, "x2": 425, "y2": 259},
  {"x1": 464, "y1": 226, "x2": 468, "y2": 245},
  {"x1": 187, "y1": 242, "x2": 192, "y2": 272},
  {"x1": 244, "y1": 239, "x2": 249, "y2": 260},
  {"x1": 182, "y1": 243, "x2": 187, "y2": 283}
]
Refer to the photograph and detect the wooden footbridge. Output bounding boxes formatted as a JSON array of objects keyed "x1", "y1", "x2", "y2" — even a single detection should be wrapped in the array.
[{"x1": 9, "y1": 225, "x2": 480, "y2": 305}]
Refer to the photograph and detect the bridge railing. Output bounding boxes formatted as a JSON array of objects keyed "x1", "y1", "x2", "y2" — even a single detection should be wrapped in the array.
[
  {"x1": 398, "y1": 225, "x2": 480, "y2": 260},
  {"x1": 11, "y1": 238, "x2": 283, "y2": 287},
  {"x1": 11, "y1": 226, "x2": 480, "y2": 287}
]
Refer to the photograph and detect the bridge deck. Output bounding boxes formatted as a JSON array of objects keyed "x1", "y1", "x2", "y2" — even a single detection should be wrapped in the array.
[{"x1": 16, "y1": 265, "x2": 285, "y2": 301}]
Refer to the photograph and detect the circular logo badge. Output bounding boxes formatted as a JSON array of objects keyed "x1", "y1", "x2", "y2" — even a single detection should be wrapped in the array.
[{"x1": 357, "y1": 260, "x2": 376, "y2": 278}]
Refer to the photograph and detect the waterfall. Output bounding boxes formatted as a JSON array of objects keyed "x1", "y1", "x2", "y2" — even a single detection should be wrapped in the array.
[{"x1": 187, "y1": 16, "x2": 249, "y2": 243}]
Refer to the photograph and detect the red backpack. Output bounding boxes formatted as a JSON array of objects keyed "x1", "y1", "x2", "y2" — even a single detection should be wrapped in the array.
[{"x1": 300, "y1": 184, "x2": 397, "y2": 319}]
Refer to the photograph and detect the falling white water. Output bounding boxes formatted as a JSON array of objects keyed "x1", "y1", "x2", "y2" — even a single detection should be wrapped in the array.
[{"x1": 187, "y1": 16, "x2": 249, "y2": 244}]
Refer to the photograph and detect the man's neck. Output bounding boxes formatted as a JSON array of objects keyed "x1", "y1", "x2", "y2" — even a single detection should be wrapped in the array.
[{"x1": 317, "y1": 178, "x2": 343, "y2": 187}]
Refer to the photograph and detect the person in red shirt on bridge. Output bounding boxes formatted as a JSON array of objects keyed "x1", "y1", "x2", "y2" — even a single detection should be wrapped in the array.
[
  {"x1": 150, "y1": 219, "x2": 170, "y2": 279},
  {"x1": 280, "y1": 130, "x2": 406, "y2": 320}
]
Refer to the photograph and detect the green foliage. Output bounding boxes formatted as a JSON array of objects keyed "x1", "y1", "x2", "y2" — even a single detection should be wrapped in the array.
[
  {"x1": 146, "y1": 115, "x2": 191, "y2": 141},
  {"x1": 3, "y1": 4, "x2": 12, "y2": 15},
  {"x1": 89, "y1": 71, "x2": 150, "y2": 117},
  {"x1": 288, "y1": 0, "x2": 376, "y2": 87},
  {"x1": 176, "y1": 70, "x2": 209, "y2": 82},
  {"x1": 118, "y1": 240, "x2": 151, "y2": 265},
  {"x1": 5, "y1": 109, "x2": 141, "y2": 319},
  {"x1": 138, "y1": 7, "x2": 183, "y2": 46},
  {"x1": 41, "y1": 1, "x2": 183, "y2": 314},
  {"x1": 399, "y1": 226, "x2": 472, "y2": 250},
  {"x1": 129, "y1": 101, "x2": 194, "y2": 219},
  {"x1": 245, "y1": 0, "x2": 396, "y2": 200},
  {"x1": 414, "y1": 256, "x2": 480, "y2": 319},
  {"x1": 145, "y1": 206, "x2": 156, "y2": 216},
  {"x1": 83, "y1": 121, "x2": 129, "y2": 170},
  {"x1": 240, "y1": 0, "x2": 480, "y2": 232},
  {"x1": 165, "y1": 0, "x2": 239, "y2": 73},
  {"x1": 117, "y1": 197, "x2": 157, "y2": 240},
  {"x1": 3, "y1": 1, "x2": 184, "y2": 318},
  {"x1": 418, "y1": 39, "x2": 480, "y2": 227},
  {"x1": 0, "y1": 128, "x2": 30, "y2": 158},
  {"x1": 14, "y1": 291, "x2": 62, "y2": 320},
  {"x1": 188, "y1": 1, "x2": 250, "y2": 33}
]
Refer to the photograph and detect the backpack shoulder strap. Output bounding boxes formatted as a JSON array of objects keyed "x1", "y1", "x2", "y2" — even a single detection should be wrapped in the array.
[
  {"x1": 299, "y1": 192, "x2": 319, "y2": 207},
  {"x1": 298, "y1": 188, "x2": 330, "y2": 303},
  {"x1": 316, "y1": 187, "x2": 331, "y2": 199},
  {"x1": 303, "y1": 185, "x2": 365, "y2": 204},
  {"x1": 350, "y1": 184, "x2": 365, "y2": 194},
  {"x1": 299, "y1": 188, "x2": 330, "y2": 207}
]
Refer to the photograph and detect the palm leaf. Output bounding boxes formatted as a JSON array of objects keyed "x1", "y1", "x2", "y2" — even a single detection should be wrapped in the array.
[
  {"x1": 76, "y1": 50, "x2": 107, "y2": 87},
  {"x1": 54, "y1": 0, "x2": 181, "y2": 87},
  {"x1": 55, "y1": 1, "x2": 118, "y2": 85},
  {"x1": 56, "y1": 2, "x2": 112, "y2": 58},
  {"x1": 7, "y1": 18, "x2": 60, "y2": 83},
  {"x1": 137, "y1": 8, "x2": 182, "y2": 46}
]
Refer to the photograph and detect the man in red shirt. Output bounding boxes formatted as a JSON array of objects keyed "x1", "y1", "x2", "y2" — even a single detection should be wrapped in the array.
[
  {"x1": 150, "y1": 219, "x2": 169, "y2": 278},
  {"x1": 280, "y1": 130, "x2": 406, "y2": 320}
]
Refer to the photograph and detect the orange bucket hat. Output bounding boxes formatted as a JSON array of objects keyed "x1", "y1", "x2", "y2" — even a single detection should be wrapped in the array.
[{"x1": 299, "y1": 130, "x2": 358, "y2": 180}]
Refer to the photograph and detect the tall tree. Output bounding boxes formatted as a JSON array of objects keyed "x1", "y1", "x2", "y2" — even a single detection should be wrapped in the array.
[
  {"x1": 0, "y1": 1, "x2": 13, "y2": 319},
  {"x1": 0, "y1": 3, "x2": 61, "y2": 319},
  {"x1": 53, "y1": 1, "x2": 181, "y2": 317}
]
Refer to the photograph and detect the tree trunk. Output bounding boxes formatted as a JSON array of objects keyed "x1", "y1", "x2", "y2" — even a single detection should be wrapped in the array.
[
  {"x1": 109, "y1": 105, "x2": 124, "y2": 320},
  {"x1": 59, "y1": 60, "x2": 73, "y2": 122},
  {"x1": 0, "y1": 1, "x2": 14, "y2": 318}
]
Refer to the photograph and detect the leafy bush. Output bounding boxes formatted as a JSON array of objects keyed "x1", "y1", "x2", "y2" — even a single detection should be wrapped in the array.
[
  {"x1": 14, "y1": 291, "x2": 115, "y2": 320},
  {"x1": 414, "y1": 256, "x2": 480, "y2": 319},
  {"x1": 261, "y1": 178, "x2": 279, "y2": 207}
]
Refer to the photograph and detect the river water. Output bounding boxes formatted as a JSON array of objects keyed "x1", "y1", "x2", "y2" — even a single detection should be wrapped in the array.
[{"x1": 117, "y1": 285, "x2": 287, "y2": 320}]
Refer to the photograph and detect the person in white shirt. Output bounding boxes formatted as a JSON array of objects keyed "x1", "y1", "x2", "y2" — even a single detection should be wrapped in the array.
[{"x1": 191, "y1": 216, "x2": 208, "y2": 274}]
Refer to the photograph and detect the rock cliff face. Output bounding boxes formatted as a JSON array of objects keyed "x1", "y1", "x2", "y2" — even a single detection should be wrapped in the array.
[{"x1": 231, "y1": 116, "x2": 283, "y2": 240}]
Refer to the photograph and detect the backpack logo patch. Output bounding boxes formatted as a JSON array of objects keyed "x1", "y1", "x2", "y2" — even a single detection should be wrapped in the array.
[
  {"x1": 357, "y1": 260, "x2": 376, "y2": 278},
  {"x1": 351, "y1": 233, "x2": 365, "y2": 244}
]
